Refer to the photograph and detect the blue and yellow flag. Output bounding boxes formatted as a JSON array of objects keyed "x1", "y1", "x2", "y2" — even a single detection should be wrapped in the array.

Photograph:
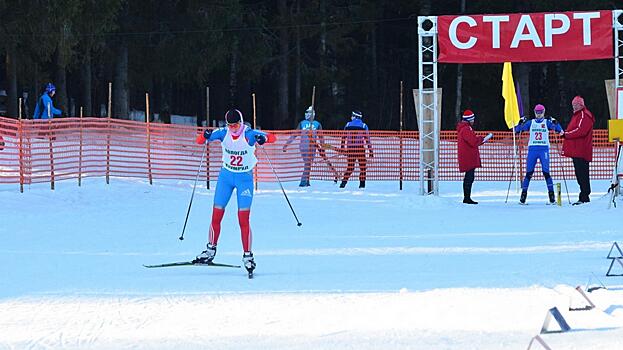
[{"x1": 502, "y1": 62, "x2": 521, "y2": 129}]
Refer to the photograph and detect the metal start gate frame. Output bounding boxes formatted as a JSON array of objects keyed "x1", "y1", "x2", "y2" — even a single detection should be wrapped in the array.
[{"x1": 416, "y1": 10, "x2": 623, "y2": 196}]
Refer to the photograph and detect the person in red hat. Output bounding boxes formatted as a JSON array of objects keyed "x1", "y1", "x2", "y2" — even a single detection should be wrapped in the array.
[
  {"x1": 562, "y1": 96, "x2": 594, "y2": 205},
  {"x1": 457, "y1": 110, "x2": 492, "y2": 204}
]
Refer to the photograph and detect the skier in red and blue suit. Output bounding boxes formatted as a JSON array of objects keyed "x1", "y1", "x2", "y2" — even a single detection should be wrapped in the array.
[
  {"x1": 193, "y1": 109, "x2": 276, "y2": 274},
  {"x1": 513, "y1": 104, "x2": 563, "y2": 204}
]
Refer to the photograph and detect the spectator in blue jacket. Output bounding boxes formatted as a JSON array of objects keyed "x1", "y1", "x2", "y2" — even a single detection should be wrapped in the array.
[
  {"x1": 339, "y1": 110, "x2": 373, "y2": 189},
  {"x1": 513, "y1": 104, "x2": 563, "y2": 204},
  {"x1": 33, "y1": 83, "x2": 62, "y2": 119}
]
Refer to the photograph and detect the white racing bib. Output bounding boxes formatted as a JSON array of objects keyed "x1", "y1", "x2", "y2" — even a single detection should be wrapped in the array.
[
  {"x1": 528, "y1": 120, "x2": 550, "y2": 147},
  {"x1": 221, "y1": 126, "x2": 257, "y2": 172}
]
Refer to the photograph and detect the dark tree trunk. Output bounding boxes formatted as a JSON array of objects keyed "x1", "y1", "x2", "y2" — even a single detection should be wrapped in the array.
[
  {"x1": 229, "y1": 38, "x2": 239, "y2": 105},
  {"x1": 82, "y1": 51, "x2": 93, "y2": 116},
  {"x1": 6, "y1": 48, "x2": 18, "y2": 118},
  {"x1": 277, "y1": 0, "x2": 289, "y2": 128},
  {"x1": 294, "y1": 0, "x2": 301, "y2": 122},
  {"x1": 55, "y1": 48, "x2": 68, "y2": 116},
  {"x1": 113, "y1": 42, "x2": 129, "y2": 119}
]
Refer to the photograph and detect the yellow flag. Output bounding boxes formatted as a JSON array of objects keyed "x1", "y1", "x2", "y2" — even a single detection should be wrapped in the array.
[{"x1": 502, "y1": 62, "x2": 521, "y2": 129}]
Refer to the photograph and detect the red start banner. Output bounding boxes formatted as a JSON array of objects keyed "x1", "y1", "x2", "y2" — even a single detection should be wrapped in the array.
[{"x1": 437, "y1": 10, "x2": 613, "y2": 63}]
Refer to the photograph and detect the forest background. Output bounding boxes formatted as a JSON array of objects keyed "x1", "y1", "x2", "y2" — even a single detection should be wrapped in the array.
[{"x1": 0, "y1": 0, "x2": 620, "y2": 130}]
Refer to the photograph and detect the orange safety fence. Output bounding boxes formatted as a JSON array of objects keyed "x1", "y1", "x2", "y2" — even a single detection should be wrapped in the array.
[{"x1": 0, "y1": 116, "x2": 618, "y2": 189}]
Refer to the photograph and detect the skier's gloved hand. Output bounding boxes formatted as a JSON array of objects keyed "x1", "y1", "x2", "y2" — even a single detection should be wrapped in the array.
[
  {"x1": 559, "y1": 130, "x2": 565, "y2": 137},
  {"x1": 255, "y1": 134, "x2": 267, "y2": 145},
  {"x1": 196, "y1": 129, "x2": 212, "y2": 144},
  {"x1": 550, "y1": 117, "x2": 558, "y2": 125},
  {"x1": 483, "y1": 133, "x2": 493, "y2": 143},
  {"x1": 519, "y1": 116, "x2": 527, "y2": 125}
]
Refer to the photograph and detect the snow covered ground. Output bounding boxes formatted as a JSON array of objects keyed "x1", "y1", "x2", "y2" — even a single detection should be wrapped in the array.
[{"x1": 1, "y1": 177, "x2": 623, "y2": 349}]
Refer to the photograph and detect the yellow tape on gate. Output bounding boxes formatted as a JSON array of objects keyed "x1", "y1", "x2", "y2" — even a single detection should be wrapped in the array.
[{"x1": 608, "y1": 119, "x2": 623, "y2": 142}]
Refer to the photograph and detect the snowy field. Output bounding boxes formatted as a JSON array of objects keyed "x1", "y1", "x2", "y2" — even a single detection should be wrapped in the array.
[{"x1": 1, "y1": 176, "x2": 623, "y2": 349}]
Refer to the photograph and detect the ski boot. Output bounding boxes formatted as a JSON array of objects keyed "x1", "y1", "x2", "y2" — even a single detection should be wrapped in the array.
[
  {"x1": 359, "y1": 181, "x2": 365, "y2": 189},
  {"x1": 462, "y1": 198, "x2": 478, "y2": 204},
  {"x1": 243, "y1": 252, "x2": 256, "y2": 278},
  {"x1": 547, "y1": 191, "x2": 556, "y2": 205},
  {"x1": 339, "y1": 181, "x2": 347, "y2": 188},
  {"x1": 193, "y1": 243, "x2": 216, "y2": 264},
  {"x1": 519, "y1": 190, "x2": 528, "y2": 205}
]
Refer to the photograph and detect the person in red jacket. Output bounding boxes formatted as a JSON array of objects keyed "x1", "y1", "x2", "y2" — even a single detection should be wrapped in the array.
[
  {"x1": 562, "y1": 96, "x2": 594, "y2": 205},
  {"x1": 457, "y1": 110, "x2": 492, "y2": 204}
]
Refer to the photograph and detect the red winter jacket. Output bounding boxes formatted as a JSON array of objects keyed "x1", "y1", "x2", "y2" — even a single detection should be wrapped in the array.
[
  {"x1": 457, "y1": 121, "x2": 484, "y2": 172},
  {"x1": 562, "y1": 107, "x2": 594, "y2": 162}
]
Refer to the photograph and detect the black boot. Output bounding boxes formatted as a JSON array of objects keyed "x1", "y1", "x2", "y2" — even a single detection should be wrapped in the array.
[
  {"x1": 359, "y1": 181, "x2": 365, "y2": 189},
  {"x1": 462, "y1": 182, "x2": 478, "y2": 204},
  {"x1": 339, "y1": 181, "x2": 347, "y2": 188},
  {"x1": 519, "y1": 190, "x2": 528, "y2": 204},
  {"x1": 548, "y1": 191, "x2": 555, "y2": 204}
]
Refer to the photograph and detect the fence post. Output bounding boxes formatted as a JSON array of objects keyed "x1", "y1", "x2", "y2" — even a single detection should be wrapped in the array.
[
  {"x1": 48, "y1": 118, "x2": 55, "y2": 190},
  {"x1": 399, "y1": 81, "x2": 404, "y2": 191},
  {"x1": 79, "y1": 107, "x2": 83, "y2": 187},
  {"x1": 146, "y1": 93, "x2": 153, "y2": 185},
  {"x1": 18, "y1": 98, "x2": 24, "y2": 193},
  {"x1": 106, "y1": 82, "x2": 112, "y2": 184}
]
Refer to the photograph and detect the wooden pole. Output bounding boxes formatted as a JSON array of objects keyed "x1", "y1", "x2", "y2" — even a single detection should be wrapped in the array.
[
  {"x1": 106, "y1": 82, "x2": 112, "y2": 184},
  {"x1": 48, "y1": 117, "x2": 54, "y2": 190},
  {"x1": 146, "y1": 93, "x2": 153, "y2": 185},
  {"x1": 399, "y1": 81, "x2": 404, "y2": 191},
  {"x1": 18, "y1": 98, "x2": 24, "y2": 193},
  {"x1": 79, "y1": 107, "x2": 83, "y2": 187},
  {"x1": 252, "y1": 93, "x2": 258, "y2": 190},
  {"x1": 206, "y1": 86, "x2": 210, "y2": 189}
]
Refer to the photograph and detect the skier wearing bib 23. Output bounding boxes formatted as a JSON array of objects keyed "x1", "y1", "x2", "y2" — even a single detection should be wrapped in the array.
[
  {"x1": 193, "y1": 109, "x2": 276, "y2": 275},
  {"x1": 513, "y1": 104, "x2": 563, "y2": 204}
]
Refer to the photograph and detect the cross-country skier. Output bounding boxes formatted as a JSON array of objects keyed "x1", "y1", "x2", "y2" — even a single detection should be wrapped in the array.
[
  {"x1": 513, "y1": 104, "x2": 563, "y2": 204},
  {"x1": 339, "y1": 110, "x2": 373, "y2": 189},
  {"x1": 193, "y1": 109, "x2": 276, "y2": 275},
  {"x1": 282, "y1": 106, "x2": 337, "y2": 186}
]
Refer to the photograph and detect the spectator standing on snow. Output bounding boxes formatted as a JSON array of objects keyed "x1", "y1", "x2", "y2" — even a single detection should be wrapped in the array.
[
  {"x1": 457, "y1": 110, "x2": 492, "y2": 204},
  {"x1": 561, "y1": 96, "x2": 594, "y2": 205},
  {"x1": 33, "y1": 83, "x2": 62, "y2": 119},
  {"x1": 513, "y1": 104, "x2": 563, "y2": 204},
  {"x1": 194, "y1": 109, "x2": 276, "y2": 276},
  {"x1": 339, "y1": 110, "x2": 373, "y2": 189}
]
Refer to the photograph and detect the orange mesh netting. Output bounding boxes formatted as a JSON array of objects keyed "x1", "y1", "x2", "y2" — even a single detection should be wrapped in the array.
[{"x1": 0, "y1": 116, "x2": 618, "y2": 188}]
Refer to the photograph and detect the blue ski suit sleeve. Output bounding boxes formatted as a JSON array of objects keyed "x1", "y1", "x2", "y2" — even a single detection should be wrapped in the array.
[{"x1": 547, "y1": 119, "x2": 562, "y2": 133}]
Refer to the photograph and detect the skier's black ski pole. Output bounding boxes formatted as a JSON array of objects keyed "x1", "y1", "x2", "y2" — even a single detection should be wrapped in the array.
[
  {"x1": 179, "y1": 143, "x2": 207, "y2": 240},
  {"x1": 553, "y1": 136, "x2": 571, "y2": 204},
  {"x1": 259, "y1": 145, "x2": 302, "y2": 226}
]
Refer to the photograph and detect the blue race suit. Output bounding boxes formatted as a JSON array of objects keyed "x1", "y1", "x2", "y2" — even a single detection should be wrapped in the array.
[
  {"x1": 284, "y1": 119, "x2": 323, "y2": 186},
  {"x1": 514, "y1": 118, "x2": 563, "y2": 192},
  {"x1": 33, "y1": 93, "x2": 62, "y2": 119},
  {"x1": 207, "y1": 126, "x2": 267, "y2": 209}
]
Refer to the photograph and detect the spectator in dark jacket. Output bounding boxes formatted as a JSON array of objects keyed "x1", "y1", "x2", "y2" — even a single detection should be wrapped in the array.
[
  {"x1": 457, "y1": 110, "x2": 492, "y2": 204},
  {"x1": 562, "y1": 95, "x2": 594, "y2": 205}
]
